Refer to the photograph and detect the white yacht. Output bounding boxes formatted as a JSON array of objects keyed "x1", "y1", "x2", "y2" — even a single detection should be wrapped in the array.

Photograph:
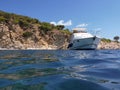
[{"x1": 68, "y1": 28, "x2": 100, "y2": 50}]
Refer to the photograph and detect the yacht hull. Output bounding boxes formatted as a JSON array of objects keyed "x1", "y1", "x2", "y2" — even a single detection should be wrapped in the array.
[{"x1": 68, "y1": 37, "x2": 100, "y2": 50}]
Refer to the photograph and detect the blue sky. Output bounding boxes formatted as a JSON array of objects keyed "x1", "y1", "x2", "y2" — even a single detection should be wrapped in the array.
[{"x1": 0, "y1": 0, "x2": 120, "y2": 39}]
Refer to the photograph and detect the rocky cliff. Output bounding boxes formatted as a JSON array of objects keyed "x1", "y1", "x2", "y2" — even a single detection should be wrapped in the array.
[
  {"x1": 98, "y1": 41, "x2": 120, "y2": 49},
  {"x1": 0, "y1": 24, "x2": 70, "y2": 50},
  {"x1": 0, "y1": 10, "x2": 70, "y2": 50}
]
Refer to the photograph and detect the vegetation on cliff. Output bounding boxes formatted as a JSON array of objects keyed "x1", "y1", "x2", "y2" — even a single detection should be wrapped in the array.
[
  {"x1": 0, "y1": 10, "x2": 71, "y2": 34},
  {"x1": 101, "y1": 38, "x2": 111, "y2": 43}
]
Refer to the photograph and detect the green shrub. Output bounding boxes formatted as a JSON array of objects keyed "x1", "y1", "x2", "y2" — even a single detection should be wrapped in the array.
[
  {"x1": 0, "y1": 16, "x2": 6, "y2": 22},
  {"x1": 32, "y1": 18, "x2": 40, "y2": 23},
  {"x1": 61, "y1": 29, "x2": 71, "y2": 35},
  {"x1": 4, "y1": 13, "x2": 11, "y2": 19},
  {"x1": 56, "y1": 25, "x2": 65, "y2": 30},
  {"x1": 22, "y1": 31, "x2": 33, "y2": 38},
  {"x1": 39, "y1": 22, "x2": 53, "y2": 33},
  {"x1": 101, "y1": 38, "x2": 111, "y2": 43},
  {"x1": 19, "y1": 20, "x2": 30, "y2": 29}
]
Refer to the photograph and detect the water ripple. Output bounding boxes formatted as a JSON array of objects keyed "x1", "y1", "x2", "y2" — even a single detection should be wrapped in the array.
[{"x1": 0, "y1": 50, "x2": 120, "y2": 90}]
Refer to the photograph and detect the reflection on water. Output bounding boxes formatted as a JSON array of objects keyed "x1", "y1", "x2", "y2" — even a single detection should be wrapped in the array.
[
  {"x1": 0, "y1": 68, "x2": 61, "y2": 80},
  {"x1": 0, "y1": 50, "x2": 120, "y2": 90},
  {"x1": 0, "y1": 83, "x2": 46, "y2": 90}
]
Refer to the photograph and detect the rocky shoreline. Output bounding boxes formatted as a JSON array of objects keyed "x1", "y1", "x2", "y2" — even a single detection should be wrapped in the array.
[
  {"x1": 0, "y1": 41, "x2": 120, "y2": 50},
  {"x1": 97, "y1": 41, "x2": 120, "y2": 50}
]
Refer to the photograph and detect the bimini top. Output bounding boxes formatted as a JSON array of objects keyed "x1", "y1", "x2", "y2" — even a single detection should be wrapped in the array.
[
  {"x1": 73, "y1": 28, "x2": 87, "y2": 33},
  {"x1": 71, "y1": 28, "x2": 93, "y2": 40}
]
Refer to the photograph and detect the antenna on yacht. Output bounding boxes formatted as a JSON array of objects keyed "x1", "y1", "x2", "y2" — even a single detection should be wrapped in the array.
[
  {"x1": 88, "y1": 29, "x2": 101, "y2": 37},
  {"x1": 94, "y1": 30, "x2": 101, "y2": 37}
]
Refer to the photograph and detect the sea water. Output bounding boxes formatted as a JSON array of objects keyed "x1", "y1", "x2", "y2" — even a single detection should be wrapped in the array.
[{"x1": 0, "y1": 50, "x2": 120, "y2": 90}]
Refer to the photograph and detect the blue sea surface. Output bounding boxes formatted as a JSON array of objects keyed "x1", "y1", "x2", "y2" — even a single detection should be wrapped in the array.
[{"x1": 0, "y1": 50, "x2": 120, "y2": 90}]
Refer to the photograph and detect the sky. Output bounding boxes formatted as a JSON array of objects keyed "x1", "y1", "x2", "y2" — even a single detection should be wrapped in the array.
[{"x1": 0, "y1": 0, "x2": 120, "y2": 39}]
